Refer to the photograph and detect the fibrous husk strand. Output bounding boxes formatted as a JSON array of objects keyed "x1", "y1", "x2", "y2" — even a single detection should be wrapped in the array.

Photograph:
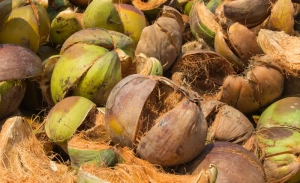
[{"x1": 0, "y1": 116, "x2": 73, "y2": 182}]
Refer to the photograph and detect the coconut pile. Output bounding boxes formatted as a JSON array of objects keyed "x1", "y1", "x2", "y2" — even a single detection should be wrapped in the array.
[{"x1": 1, "y1": 0, "x2": 300, "y2": 182}]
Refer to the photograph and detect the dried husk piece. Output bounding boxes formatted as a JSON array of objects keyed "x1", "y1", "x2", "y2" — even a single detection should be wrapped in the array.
[
  {"x1": 228, "y1": 22, "x2": 264, "y2": 64},
  {"x1": 222, "y1": 0, "x2": 276, "y2": 28},
  {"x1": 257, "y1": 29, "x2": 300, "y2": 76},
  {"x1": 201, "y1": 100, "x2": 254, "y2": 144},
  {"x1": 135, "y1": 6, "x2": 183, "y2": 71},
  {"x1": 189, "y1": 2, "x2": 221, "y2": 47},
  {"x1": 105, "y1": 74, "x2": 207, "y2": 166},
  {"x1": 77, "y1": 147, "x2": 218, "y2": 183},
  {"x1": 171, "y1": 50, "x2": 235, "y2": 98},
  {"x1": 134, "y1": 53, "x2": 163, "y2": 76},
  {"x1": 217, "y1": 55, "x2": 284, "y2": 114},
  {"x1": 267, "y1": 0, "x2": 294, "y2": 35},
  {"x1": 0, "y1": 116, "x2": 73, "y2": 182},
  {"x1": 178, "y1": 141, "x2": 266, "y2": 183},
  {"x1": 214, "y1": 28, "x2": 244, "y2": 70}
]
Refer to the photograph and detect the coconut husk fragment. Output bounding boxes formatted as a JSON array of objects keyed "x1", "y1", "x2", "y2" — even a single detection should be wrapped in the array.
[
  {"x1": 257, "y1": 29, "x2": 300, "y2": 76},
  {"x1": 0, "y1": 116, "x2": 74, "y2": 182},
  {"x1": 77, "y1": 147, "x2": 217, "y2": 183}
]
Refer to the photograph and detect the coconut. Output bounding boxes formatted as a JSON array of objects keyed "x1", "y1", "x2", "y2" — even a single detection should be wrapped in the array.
[
  {"x1": 171, "y1": 50, "x2": 235, "y2": 99},
  {"x1": 135, "y1": 6, "x2": 183, "y2": 71},
  {"x1": 0, "y1": 116, "x2": 73, "y2": 182},
  {"x1": 217, "y1": 55, "x2": 284, "y2": 114},
  {"x1": 178, "y1": 141, "x2": 266, "y2": 183},
  {"x1": 106, "y1": 74, "x2": 207, "y2": 166},
  {"x1": 134, "y1": 53, "x2": 164, "y2": 76},
  {"x1": 201, "y1": 100, "x2": 254, "y2": 144},
  {"x1": 244, "y1": 97, "x2": 300, "y2": 182},
  {"x1": 77, "y1": 147, "x2": 218, "y2": 183}
]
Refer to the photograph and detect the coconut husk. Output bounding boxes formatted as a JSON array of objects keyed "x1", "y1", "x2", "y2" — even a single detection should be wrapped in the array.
[
  {"x1": 77, "y1": 147, "x2": 217, "y2": 183},
  {"x1": 217, "y1": 55, "x2": 284, "y2": 114},
  {"x1": 0, "y1": 116, "x2": 74, "y2": 182},
  {"x1": 201, "y1": 100, "x2": 254, "y2": 144},
  {"x1": 257, "y1": 29, "x2": 300, "y2": 76},
  {"x1": 171, "y1": 50, "x2": 235, "y2": 98}
]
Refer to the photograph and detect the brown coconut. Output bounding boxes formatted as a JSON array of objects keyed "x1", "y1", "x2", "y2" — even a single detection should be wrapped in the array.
[
  {"x1": 201, "y1": 100, "x2": 254, "y2": 144},
  {"x1": 217, "y1": 55, "x2": 284, "y2": 114},
  {"x1": 178, "y1": 141, "x2": 266, "y2": 183},
  {"x1": 0, "y1": 116, "x2": 73, "y2": 182}
]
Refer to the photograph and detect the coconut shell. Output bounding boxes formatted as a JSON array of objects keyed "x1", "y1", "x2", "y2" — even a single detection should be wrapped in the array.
[
  {"x1": 178, "y1": 141, "x2": 266, "y2": 183},
  {"x1": 0, "y1": 44, "x2": 42, "y2": 81}
]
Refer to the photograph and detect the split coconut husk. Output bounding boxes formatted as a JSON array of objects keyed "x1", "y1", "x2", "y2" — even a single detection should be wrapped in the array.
[
  {"x1": 0, "y1": 116, "x2": 73, "y2": 182},
  {"x1": 106, "y1": 74, "x2": 208, "y2": 166},
  {"x1": 171, "y1": 50, "x2": 235, "y2": 99},
  {"x1": 77, "y1": 147, "x2": 218, "y2": 183},
  {"x1": 135, "y1": 6, "x2": 183, "y2": 71},
  {"x1": 177, "y1": 141, "x2": 266, "y2": 183},
  {"x1": 217, "y1": 55, "x2": 284, "y2": 114},
  {"x1": 201, "y1": 100, "x2": 254, "y2": 144}
]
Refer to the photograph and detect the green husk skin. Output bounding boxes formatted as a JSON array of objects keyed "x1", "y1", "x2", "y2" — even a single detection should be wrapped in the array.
[
  {"x1": 0, "y1": 0, "x2": 50, "y2": 53},
  {"x1": 77, "y1": 167, "x2": 110, "y2": 183},
  {"x1": 45, "y1": 96, "x2": 96, "y2": 146},
  {"x1": 258, "y1": 97, "x2": 300, "y2": 129},
  {"x1": 189, "y1": 2, "x2": 221, "y2": 47},
  {"x1": 206, "y1": 0, "x2": 223, "y2": 13},
  {"x1": 68, "y1": 147, "x2": 117, "y2": 170},
  {"x1": 72, "y1": 51, "x2": 122, "y2": 106},
  {"x1": 256, "y1": 127, "x2": 300, "y2": 183},
  {"x1": 50, "y1": 44, "x2": 109, "y2": 104},
  {"x1": 82, "y1": 0, "x2": 124, "y2": 32},
  {"x1": 50, "y1": 9, "x2": 83, "y2": 45},
  {"x1": 0, "y1": 80, "x2": 26, "y2": 119}
]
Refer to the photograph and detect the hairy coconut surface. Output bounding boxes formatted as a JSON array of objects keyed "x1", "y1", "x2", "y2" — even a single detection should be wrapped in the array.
[
  {"x1": 0, "y1": 116, "x2": 73, "y2": 182},
  {"x1": 77, "y1": 147, "x2": 217, "y2": 183},
  {"x1": 201, "y1": 100, "x2": 254, "y2": 144},
  {"x1": 171, "y1": 50, "x2": 235, "y2": 98}
]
